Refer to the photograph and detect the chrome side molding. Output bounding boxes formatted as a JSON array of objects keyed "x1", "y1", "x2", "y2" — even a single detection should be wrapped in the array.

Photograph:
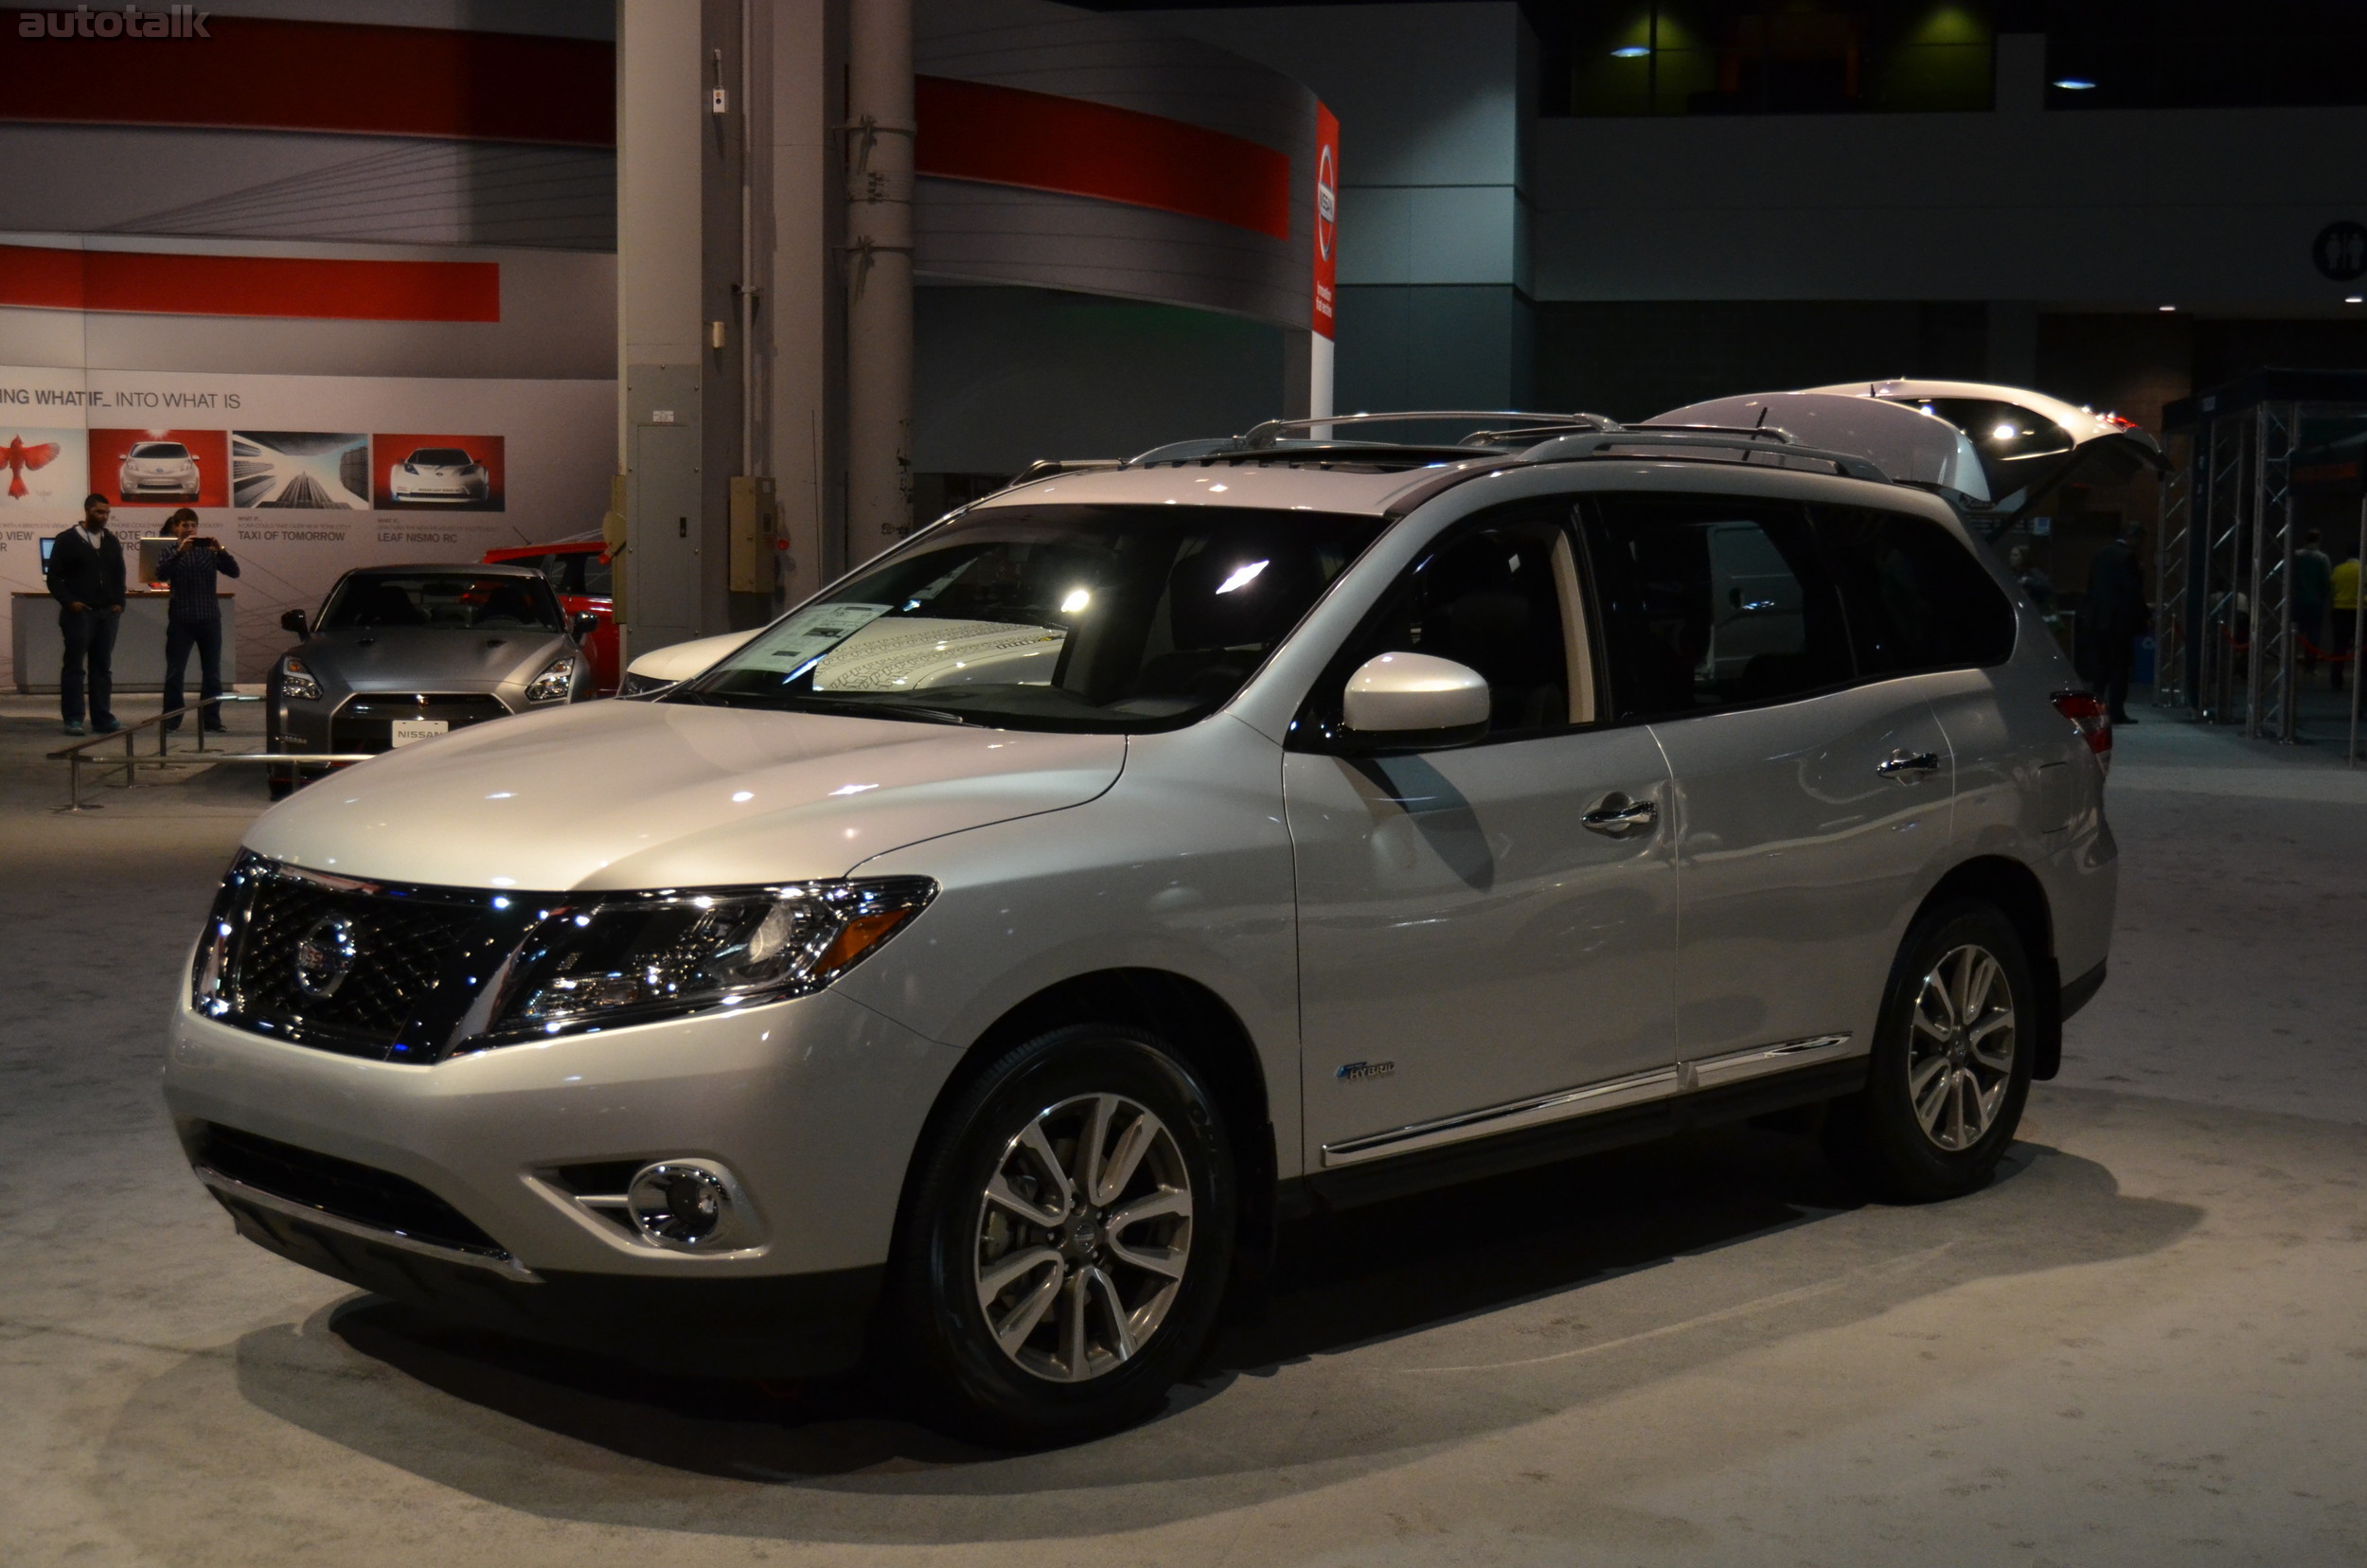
[
  {"x1": 1681, "y1": 1032, "x2": 1858, "y2": 1092},
  {"x1": 193, "y1": 1166, "x2": 542, "y2": 1283},
  {"x1": 1319, "y1": 1032, "x2": 1859, "y2": 1168}
]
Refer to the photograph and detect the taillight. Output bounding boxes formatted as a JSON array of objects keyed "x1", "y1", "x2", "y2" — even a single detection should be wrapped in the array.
[{"x1": 2053, "y1": 691, "x2": 2111, "y2": 762}]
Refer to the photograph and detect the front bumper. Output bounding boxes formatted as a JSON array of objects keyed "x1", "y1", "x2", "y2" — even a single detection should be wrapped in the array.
[
  {"x1": 390, "y1": 479, "x2": 487, "y2": 502},
  {"x1": 121, "y1": 472, "x2": 197, "y2": 495},
  {"x1": 276, "y1": 691, "x2": 522, "y2": 775},
  {"x1": 163, "y1": 985, "x2": 960, "y2": 1372}
]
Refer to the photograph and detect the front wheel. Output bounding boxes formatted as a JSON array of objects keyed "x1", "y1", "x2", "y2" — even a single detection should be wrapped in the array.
[
  {"x1": 885, "y1": 1024, "x2": 1237, "y2": 1447},
  {"x1": 1824, "y1": 900, "x2": 2036, "y2": 1203}
]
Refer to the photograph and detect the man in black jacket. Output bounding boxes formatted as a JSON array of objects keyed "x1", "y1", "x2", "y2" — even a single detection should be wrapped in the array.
[
  {"x1": 2081, "y1": 523, "x2": 2150, "y2": 726},
  {"x1": 48, "y1": 493, "x2": 127, "y2": 736}
]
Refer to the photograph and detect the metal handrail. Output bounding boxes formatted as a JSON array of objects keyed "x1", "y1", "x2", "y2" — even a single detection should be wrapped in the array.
[{"x1": 47, "y1": 693, "x2": 264, "y2": 812}]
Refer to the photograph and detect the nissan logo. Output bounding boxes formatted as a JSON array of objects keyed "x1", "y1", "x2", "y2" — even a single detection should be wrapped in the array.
[{"x1": 293, "y1": 914, "x2": 360, "y2": 998}]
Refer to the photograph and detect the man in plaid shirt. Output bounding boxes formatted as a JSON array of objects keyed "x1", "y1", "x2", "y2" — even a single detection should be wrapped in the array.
[{"x1": 155, "y1": 508, "x2": 240, "y2": 733}]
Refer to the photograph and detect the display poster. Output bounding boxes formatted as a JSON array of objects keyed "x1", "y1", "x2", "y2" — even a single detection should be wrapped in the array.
[{"x1": 0, "y1": 365, "x2": 613, "y2": 686}]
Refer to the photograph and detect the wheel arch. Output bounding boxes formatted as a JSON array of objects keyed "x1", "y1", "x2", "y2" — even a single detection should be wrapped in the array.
[
  {"x1": 888, "y1": 967, "x2": 1280, "y2": 1306},
  {"x1": 1913, "y1": 855, "x2": 2062, "y2": 1079}
]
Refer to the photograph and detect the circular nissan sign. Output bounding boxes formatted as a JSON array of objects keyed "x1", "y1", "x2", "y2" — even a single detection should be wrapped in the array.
[
  {"x1": 2315, "y1": 221, "x2": 2367, "y2": 281},
  {"x1": 1316, "y1": 143, "x2": 1337, "y2": 261}
]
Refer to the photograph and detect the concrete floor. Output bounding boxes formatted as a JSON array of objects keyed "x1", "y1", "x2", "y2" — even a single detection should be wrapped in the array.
[{"x1": 4, "y1": 693, "x2": 2366, "y2": 1566}]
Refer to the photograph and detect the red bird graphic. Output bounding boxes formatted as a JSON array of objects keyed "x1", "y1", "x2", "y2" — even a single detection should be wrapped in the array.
[{"x1": 3, "y1": 435, "x2": 63, "y2": 500}]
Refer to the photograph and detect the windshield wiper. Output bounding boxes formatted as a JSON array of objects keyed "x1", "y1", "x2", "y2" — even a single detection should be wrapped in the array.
[{"x1": 697, "y1": 689, "x2": 990, "y2": 728}]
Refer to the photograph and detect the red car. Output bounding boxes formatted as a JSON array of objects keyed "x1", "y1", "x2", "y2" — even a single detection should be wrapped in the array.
[{"x1": 481, "y1": 536, "x2": 618, "y2": 695}]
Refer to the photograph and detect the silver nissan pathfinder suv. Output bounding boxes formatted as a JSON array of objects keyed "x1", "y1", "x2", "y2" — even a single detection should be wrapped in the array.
[{"x1": 166, "y1": 408, "x2": 2120, "y2": 1445}]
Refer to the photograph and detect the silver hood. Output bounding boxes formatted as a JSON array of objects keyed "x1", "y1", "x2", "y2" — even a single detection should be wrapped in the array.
[
  {"x1": 244, "y1": 697, "x2": 1127, "y2": 891},
  {"x1": 296, "y1": 626, "x2": 575, "y2": 694}
]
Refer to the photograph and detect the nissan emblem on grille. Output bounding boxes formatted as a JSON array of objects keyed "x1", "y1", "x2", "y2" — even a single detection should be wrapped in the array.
[{"x1": 293, "y1": 915, "x2": 360, "y2": 998}]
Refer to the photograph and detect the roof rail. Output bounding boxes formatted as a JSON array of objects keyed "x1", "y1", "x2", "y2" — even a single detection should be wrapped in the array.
[
  {"x1": 1237, "y1": 410, "x2": 1618, "y2": 450},
  {"x1": 1516, "y1": 428, "x2": 1893, "y2": 484},
  {"x1": 1009, "y1": 457, "x2": 1123, "y2": 485}
]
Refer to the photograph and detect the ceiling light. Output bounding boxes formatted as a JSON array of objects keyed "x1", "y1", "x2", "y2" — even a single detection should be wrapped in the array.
[
  {"x1": 2053, "y1": 78, "x2": 2095, "y2": 90},
  {"x1": 2159, "y1": 304, "x2": 2177, "y2": 312},
  {"x1": 2348, "y1": 296, "x2": 2363, "y2": 305},
  {"x1": 1060, "y1": 587, "x2": 1092, "y2": 614},
  {"x1": 1611, "y1": 45, "x2": 1650, "y2": 58}
]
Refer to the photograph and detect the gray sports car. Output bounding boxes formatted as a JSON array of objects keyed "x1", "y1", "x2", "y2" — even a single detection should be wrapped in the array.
[{"x1": 267, "y1": 562, "x2": 595, "y2": 798}]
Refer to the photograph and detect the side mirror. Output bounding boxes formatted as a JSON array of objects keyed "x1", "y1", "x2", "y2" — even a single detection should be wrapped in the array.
[
  {"x1": 279, "y1": 608, "x2": 309, "y2": 637},
  {"x1": 1339, "y1": 652, "x2": 1490, "y2": 750},
  {"x1": 570, "y1": 612, "x2": 600, "y2": 643}
]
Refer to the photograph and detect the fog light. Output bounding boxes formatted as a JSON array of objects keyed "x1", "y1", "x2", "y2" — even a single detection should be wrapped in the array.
[{"x1": 626, "y1": 1162, "x2": 732, "y2": 1249}]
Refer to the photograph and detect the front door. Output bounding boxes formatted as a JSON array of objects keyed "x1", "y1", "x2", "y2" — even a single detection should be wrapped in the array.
[
  {"x1": 1584, "y1": 490, "x2": 1955, "y2": 1061},
  {"x1": 1287, "y1": 507, "x2": 1680, "y2": 1167}
]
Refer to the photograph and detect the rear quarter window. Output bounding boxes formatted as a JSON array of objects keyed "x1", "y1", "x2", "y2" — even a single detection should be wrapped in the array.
[{"x1": 1811, "y1": 505, "x2": 2016, "y2": 673}]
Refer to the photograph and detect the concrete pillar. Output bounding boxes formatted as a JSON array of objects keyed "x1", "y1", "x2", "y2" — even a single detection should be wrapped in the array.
[
  {"x1": 845, "y1": 0, "x2": 915, "y2": 562},
  {"x1": 760, "y1": 0, "x2": 843, "y2": 602},
  {"x1": 617, "y1": 0, "x2": 745, "y2": 657}
]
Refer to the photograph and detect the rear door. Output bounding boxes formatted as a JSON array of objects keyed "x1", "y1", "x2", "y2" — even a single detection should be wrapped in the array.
[{"x1": 1584, "y1": 490, "x2": 1955, "y2": 1065}]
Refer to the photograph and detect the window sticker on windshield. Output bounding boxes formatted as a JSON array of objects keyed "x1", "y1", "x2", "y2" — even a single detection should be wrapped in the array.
[
  {"x1": 814, "y1": 617, "x2": 1065, "y2": 691},
  {"x1": 746, "y1": 603, "x2": 893, "y2": 669}
]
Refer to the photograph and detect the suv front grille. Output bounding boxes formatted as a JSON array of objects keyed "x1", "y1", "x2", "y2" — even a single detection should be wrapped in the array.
[
  {"x1": 195, "y1": 855, "x2": 500, "y2": 1060},
  {"x1": 187, "y1": 1121, "x2": 505, "y2": 1255}
]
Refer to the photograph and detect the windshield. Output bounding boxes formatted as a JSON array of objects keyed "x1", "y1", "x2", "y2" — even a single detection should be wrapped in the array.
[
  {"x1": 687, "y1": 504, "x2": 1384, "y2": 732},
  {"x1": 408, "y1": 449, "x2": 473, "y2": 467},
  {"x1": 321, "y1": 572, "x2": 564, "y2": 632},
  {"x1": 132, "y1": 442, "x2": 188, "y2": 459}
]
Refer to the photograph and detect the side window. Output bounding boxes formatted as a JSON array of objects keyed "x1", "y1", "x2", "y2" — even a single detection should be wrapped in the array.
[
  {"x1": 1584, "y1": 494, "x2": 1853, "y2": 720},
  {"x1": 1301, "y1": 508, "x2": 1594, "y2": 741},
  {"x1": 1812, "y1": 505, "x2": 2016, "y2": 674},
  {"x1": 578, "y1": 551, "x2": 614, "y2": 597}
]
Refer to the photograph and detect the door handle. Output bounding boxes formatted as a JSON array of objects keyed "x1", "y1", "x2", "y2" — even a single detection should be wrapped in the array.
[
  {"x1": 1877, "y1": 749, "x2": 1941, "y2": 780},
  {"x1": 1582, "y1": 793, "x2": 1659, "y2": 837}
]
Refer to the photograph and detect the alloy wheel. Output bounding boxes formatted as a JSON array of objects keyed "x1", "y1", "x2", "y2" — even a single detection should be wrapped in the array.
[
  {"x1": 1907, "y1": 943, "x2": 2018, "y2": 1151},
  {"x1": 972, "y1": 1093, "x2": 1193, "y2": 1383}
]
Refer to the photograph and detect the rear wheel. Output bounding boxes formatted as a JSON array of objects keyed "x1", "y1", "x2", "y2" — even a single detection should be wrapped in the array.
[
  {"x1": 885, "y1": 1024, "x2": 1236, "y2": 1447},
  {"x1": 1824, "y1": 900, "x2": 2035, "y2": 1203}
]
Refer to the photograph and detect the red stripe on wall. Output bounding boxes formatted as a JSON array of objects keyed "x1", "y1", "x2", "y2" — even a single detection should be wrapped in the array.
[
  {"x1": 916, "y1": 77, "x2": 1291, "y2": 241},
  {"x1": 0, "y1": 16, "x2": 613, "y2": 146},
  {"x1": 0, "y1": 245, "x2": 501, "y2": 322}
]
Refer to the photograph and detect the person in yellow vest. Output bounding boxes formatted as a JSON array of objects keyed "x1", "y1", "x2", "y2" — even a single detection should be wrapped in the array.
[{"x1": 2334, "y1": 548, "x2": 2360, "y2": 694}]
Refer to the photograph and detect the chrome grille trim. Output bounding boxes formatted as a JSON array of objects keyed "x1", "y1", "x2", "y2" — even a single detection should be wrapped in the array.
[{"x1": 195, "y1": 1167, "x2": 541, "y2": 1282}]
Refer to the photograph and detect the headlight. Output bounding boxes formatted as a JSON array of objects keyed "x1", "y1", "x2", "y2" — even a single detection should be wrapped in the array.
[
  {"x1": 480, "y1": 879, "x2": 935, "y2": 1045},
  {"x1": 525, "y1": 654, "x2": 577, "y2": 703},
  {"x1": 279, "y1": 657, "x2": 322, "y2": 702}
]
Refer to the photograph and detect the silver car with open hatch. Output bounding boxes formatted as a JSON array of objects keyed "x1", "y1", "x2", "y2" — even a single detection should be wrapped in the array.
[{"x1": 165, "y1": 407, "x2": 2120, "y2": 1445}]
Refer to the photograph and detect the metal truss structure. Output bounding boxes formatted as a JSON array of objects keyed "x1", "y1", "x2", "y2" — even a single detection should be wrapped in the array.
[{"x1": 2158, "y1": 372, "x2": 2367, "y2": 742}]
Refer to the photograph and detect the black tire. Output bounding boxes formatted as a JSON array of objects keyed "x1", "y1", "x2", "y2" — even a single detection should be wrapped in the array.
[
  {"x1": 1824, "y1": 900, "x2": 2036, "y2": 1203},
  {"x1": 884, "y1": 1023, "x2": 1237, "y2": 1447}
]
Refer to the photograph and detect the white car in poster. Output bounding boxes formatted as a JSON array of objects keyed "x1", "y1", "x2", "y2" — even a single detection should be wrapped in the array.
[
  {"x1": 389, "y1": 447, "x2": 491, "y2": 504},
  {"x1": 118, "y1": 440, "x2": 200, "y2": 500}
]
